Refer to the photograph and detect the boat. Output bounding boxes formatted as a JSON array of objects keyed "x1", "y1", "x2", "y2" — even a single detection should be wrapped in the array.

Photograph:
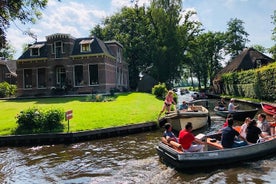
[
  {"x1": 261, "y1": 102, "x2": 276, "y2": 115},
  {"x1": 159, "y1": 105, "x2": 210, "y2": 131},
  {"x1": 213, "y1": 107, "x2": 258, "y2": 121},
  {"x1": 156, "y1": 133, "x2": 276, "y2": 170}
]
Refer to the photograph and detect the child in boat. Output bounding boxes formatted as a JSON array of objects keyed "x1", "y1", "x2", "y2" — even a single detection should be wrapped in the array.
[
  {"x1": 179, "y1": 100, "x2": 188, "y2": 111},
  {"x1": 158, "y1": 90, "x2": 176, "y2": 118},
  {"x1": 239, "y1": 117, "x2": 251, "y2": 139},
  {"x1": 163, "y1": 123, "x2": 178, "y2": 143}
]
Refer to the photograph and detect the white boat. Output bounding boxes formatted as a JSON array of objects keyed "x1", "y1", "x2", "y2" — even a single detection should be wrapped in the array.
[{"x1": 160, "y1": 105, "x2": 210, "y2": 131}]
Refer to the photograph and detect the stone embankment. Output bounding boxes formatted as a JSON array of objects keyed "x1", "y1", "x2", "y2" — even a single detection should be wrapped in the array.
[{"x1": 0, "y1": 122, "x2": 157, "y2": 147}]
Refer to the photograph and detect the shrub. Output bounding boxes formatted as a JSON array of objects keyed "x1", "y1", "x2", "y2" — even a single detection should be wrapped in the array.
[
  {"x1": 86, "y1": 94, "x2": 116, "y2": 102},
  {"x1": 43, "y1": 109, "x2": 65, "y2": 131},
  {"x1": 0, "y1": 82, "x2": 17, "y2": 98},
  {"x1": 15, "y1": 108, "x2": 44, "y2": 133},
  {"x1": 152, "y1": 83, "x2": 167, "y2": 99},
  {"x1": 15, "y1": 107, "x2": 65, "y2": 134}
]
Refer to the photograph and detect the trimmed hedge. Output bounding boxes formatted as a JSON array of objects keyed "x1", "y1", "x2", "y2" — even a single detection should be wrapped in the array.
[{"x1": 221, "y1": 62, "x2": 276, "y2": 101}]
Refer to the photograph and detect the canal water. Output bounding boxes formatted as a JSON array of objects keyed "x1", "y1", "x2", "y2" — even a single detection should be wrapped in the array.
[{"x1": 0, "y1": 93, "x2": 275, "y2": 183}]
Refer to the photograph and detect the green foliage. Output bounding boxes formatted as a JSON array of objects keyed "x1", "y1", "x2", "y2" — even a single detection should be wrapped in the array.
[
  {"x1": 152, "y1": 83, "x2": 167, "y2": 99},
  {"x1": 1, "y1": 0, "x2": 48, "y2": 49},
  {"x1": 43, "y1": 109, "x2": 65, "y2": 131},
  {"x1": 15, "y1": 107, "x2": 64, "y2": 134},
  {"x1": 86, "y1": 94, "x2": 116, "y2": 102},
  {"x1": 0, "y1": 93, "x2": 162, "y2": 135},
  {"x1": 0, "y1": 82, "x2": 17, "y2": 98},
  {"x1": 221, "y1": 62, "x2": 276, "y2": 101},
  {"x1": 225, "y1": 18, "x2": 249, "y2": 58},
  {"x1": 90, "y1": 0, "x2": 202, "y2": 89}
]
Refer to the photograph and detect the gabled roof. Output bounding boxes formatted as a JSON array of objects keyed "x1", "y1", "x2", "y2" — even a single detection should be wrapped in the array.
[
  {"x1": 0, "y1": 59, "x2": 17, "y2": 76},
  {"x1": 215, "y1": 47, "x2": 274, "y2": 78}
]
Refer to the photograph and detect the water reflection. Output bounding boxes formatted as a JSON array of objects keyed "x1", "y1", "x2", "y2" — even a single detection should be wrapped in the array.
[{"x1": 0, "y1": 98, "x2": 275, "y2": 183}]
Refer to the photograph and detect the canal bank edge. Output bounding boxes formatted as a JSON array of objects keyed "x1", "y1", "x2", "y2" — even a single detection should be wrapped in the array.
[{"x1": 0, "y1": 121, "x2": 158, "y2": 147}]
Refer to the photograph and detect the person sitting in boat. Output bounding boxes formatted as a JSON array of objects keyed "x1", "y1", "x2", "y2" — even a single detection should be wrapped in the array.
[
  {"x1": 158, "y1": 90, "x2": 176, "y2": 119},
  {"x1": 217, "y1": 98, "x2": 227, "y2": 111},
  {"x1": 163, "y1": 123, "x2": 178, "y2": 143},
  {"x1": 179, "y1": 100, "x2": 188, "y2": 111},
  {"x1": 228, "y1": 98, "x2": 239, "y2": 112},
  {"x1": 257, "y1": 113, "x2": 271, "y2": 136},
  {"x1": 246, "y1": 119, "x2": 266, "y2": 144},
  {"x1": 270, "y1": 115, "x2": 276, "y2": 136},
  {"x1": 221, "y1": 118, "x2": 247, "y2": 148},
  {"x1": 178, "y1": 122, "x2": 205, "y2": 152},
  {"x1": 239, "y1": 117, "x2": 251, "y2": 139},
  {"x1": 222, "y1": 114, "x2": 233, "y2": 128}
]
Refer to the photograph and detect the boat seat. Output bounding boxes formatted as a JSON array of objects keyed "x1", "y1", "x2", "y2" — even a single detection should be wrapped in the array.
[
  {"x1": 206, "y1": 138, "x2": 223, "y2": 150},
  {"x1": 161, "y1": 137, "x2": 183, "y2": 153}
]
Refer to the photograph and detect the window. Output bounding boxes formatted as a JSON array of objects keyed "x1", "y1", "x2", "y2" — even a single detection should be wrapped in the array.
[
  {"x1": 89, "y1": 65, "x2": 99, "y2": 85},
  {"x1": 74, "y1": 65, "x2": 83, "y2": 86},
  {"x1": 31, "y1": 48, "x2": 39, "y2": 56},
  {"x1": 55, "y1": 41, "x2": 63, "y2": 58},
  {"x1": 24, "y1": 69, "x2": 32, "y2": 88},
  {"x1": 29, "y1": 43, "x2": 44, "y2": 56},
  {"x1": 56, "y1": 67, "x2": 66, "y2": 87},
  {"x1": 81, "y1": 44, "x2": 90, "y2": 52},
  {"x1": 37, "y1": 68, "x2": 46, "y2": 88},
  {"x1": 80, "y1": 39, "x2": 93, "y2": 52}
]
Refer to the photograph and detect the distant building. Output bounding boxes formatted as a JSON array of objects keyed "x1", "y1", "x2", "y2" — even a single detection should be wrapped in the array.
[
  {"x1": 213, "y1": 47, "x2": 274, "y2": 94},
  {"x1": 0, "y1": 58, "x2": 17, "y2": 84},
  {"x1": 17, "y1": 33, "x2": 129, "y2": 96}
]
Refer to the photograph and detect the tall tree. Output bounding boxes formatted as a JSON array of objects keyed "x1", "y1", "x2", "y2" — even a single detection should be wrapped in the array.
[
  {"x1": 0, "y1": 42, "x2": 15, "y2": 59},
  {"x1": 90, "y1": 5, "x2": 154, "y2": 90},
  {"x1": 185, "y1": 31, "x2": 225, "y2": 89},
  {"x1": 269, "y1": 10, "x2": 276, "y2": 59},
  {"x1": 225, "y1": 18, "x2": 249, "y2": 59},
  {"x1": 0, "y1": 0, "x2": 49, "y2": 50},
  {"x1": 90, "y1": 1, "x2": 201, "y2": 90}
]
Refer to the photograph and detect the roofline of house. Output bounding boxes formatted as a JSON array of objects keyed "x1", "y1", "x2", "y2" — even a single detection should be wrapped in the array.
[{"x1": 70, "y1": 53, "x2": 116, "y2": 60}]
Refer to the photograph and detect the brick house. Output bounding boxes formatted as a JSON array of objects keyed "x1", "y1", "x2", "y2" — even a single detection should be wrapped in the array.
[{"x1": 17, "y1": 33, "x2": 129, "y2": 96}]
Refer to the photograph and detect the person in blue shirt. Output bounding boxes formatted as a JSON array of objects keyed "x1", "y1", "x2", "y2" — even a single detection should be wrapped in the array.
[
  {"x1": 179, "y1": 100, "x2": 189, "y2": 111},
  {"x1": 163, "y1": 123, "x2": 178, "y2": 143},
  {"x1": 221, "y1": 118, "x2": 247, "y2": 148}
]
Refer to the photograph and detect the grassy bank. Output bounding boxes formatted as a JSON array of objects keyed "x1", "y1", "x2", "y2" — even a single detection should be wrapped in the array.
[{"x1": 0, "y1": 92, "x2": 163, "y2": 135}]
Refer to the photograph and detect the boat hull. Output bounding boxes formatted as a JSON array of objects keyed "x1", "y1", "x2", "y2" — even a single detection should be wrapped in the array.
[
  {"x1": 261, "y1": 102, "x2": 276, "y2": 115},
  {"x1": 164, "y1": 106, "x2": 209, "y2": 131},
  {"x1": 156, "y1": 137, "x2": 276, "y2": 170},
  {"x1": 214, "y1": 108, "x2": 258, "y2": 121}
]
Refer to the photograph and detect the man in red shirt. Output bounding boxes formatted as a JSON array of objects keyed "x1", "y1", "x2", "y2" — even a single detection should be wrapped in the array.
[{"x1": 178, "y1": 122, "x2": 205, "y2": 152}]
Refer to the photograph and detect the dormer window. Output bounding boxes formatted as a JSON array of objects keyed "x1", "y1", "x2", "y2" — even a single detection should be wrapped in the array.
[
  {"x1": 29, "y1": 43, "x2": 44, "y2": 56},
  {"x1": 80, "y1": 39, "x2": 93, "y2": 52}
]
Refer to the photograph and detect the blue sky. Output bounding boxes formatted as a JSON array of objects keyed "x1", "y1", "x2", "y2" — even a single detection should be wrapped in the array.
[{"x1": 6, "y1": 0, "x2": 276, "y2": 59}]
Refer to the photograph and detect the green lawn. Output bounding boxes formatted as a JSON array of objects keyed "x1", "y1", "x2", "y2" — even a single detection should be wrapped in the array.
[{"x1": 0, "y1": 92, "x2": 163, "y2": 135}]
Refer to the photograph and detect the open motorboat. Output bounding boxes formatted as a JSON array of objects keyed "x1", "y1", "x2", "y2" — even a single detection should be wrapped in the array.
[
  {"x1": 214, "y1": 107, "x2": 258, "y2": 121},
  {"x1": 156, "y1": 132, "x2": 276, "y2": 170},
  {"x1": 261, "y1": 102, "x2": 276, "y2": 116},
  {"x1": 159, "y1": 105, "x2": 210, "y2": 131}
]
